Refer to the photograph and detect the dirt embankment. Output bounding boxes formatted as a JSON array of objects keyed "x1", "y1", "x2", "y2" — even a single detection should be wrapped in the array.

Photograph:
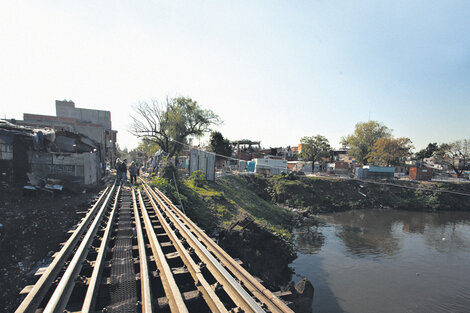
[
  {"x1": 154, "y1": 173, "x2": 470, "y2": 288},
  {"x1": 218, "y1": 227, "x2": 296, "y2": 287},
  {"x1": 242, "y1": 173, "x2": 470, "y2": 213},
  {"x1": 0, "y1": 186, "x2": 96, "y2": 311}
]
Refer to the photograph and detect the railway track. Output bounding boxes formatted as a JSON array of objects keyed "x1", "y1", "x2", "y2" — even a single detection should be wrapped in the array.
[{"x1": 15, "y1": 179, "x2": 294, "y2": 313}]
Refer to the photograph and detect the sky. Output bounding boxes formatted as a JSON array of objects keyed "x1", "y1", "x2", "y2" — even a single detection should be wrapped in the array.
[{"x1": 1, "y1": 0, "x2": 469, "y2": 151}]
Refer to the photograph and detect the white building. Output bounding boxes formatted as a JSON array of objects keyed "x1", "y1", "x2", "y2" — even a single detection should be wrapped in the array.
[{"x1": 254, "y1": 158, "x2": 287, "y2": 175}]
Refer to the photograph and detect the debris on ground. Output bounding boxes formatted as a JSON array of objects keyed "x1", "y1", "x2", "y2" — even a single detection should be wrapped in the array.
[{"x1": 0, "y1": 184, "x2": 96, "y2": 311}]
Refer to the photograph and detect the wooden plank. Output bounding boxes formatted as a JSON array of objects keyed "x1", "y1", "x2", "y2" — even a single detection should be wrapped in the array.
[
  {"x1": 19, "y1": 286, "x2": 34, "y2": 295},
  {"x1": 34, "y1": 267, "x2": 48, "y2": 276}
]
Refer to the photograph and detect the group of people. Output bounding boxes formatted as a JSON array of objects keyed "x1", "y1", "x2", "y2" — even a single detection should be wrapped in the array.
[{"x1": 115, "y1": 158, "x2": 139, "y2": 184}]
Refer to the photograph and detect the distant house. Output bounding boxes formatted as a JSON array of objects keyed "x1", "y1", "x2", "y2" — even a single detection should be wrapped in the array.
[
  {"x1": 355, "y1": 165, "x2": 395, "y2": 179},
  {"x1": 253, "y1": 158, "x2": 287, "y2": 175},
  {"x1": 231, "y1": 139, "x2": 261, "y2": 161},
  {"x1": 334, "y1": 161, "x2": 350, "y2": 170},
  {"x1": 287, "y1": 161, "x2": 313, "y2": 172},
  {"x1": 332, "y1": 149, "x2": 357, "y2": 163},
  {"x1": 409, "y1": 167, "x2": 433, "y2": 181},
  {"x1": 324, "y1": 161, "x2": 350, "y2": 175},
  {"x1": 395, "y1": 166, "x2": 408, "y2": 178}
]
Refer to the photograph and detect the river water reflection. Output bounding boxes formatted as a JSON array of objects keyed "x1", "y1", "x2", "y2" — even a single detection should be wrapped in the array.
[{"x1": 291, "y1": 209, "x2": 470, "y2": 313}]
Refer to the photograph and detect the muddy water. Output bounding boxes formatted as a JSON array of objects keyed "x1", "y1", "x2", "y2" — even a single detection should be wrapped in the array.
[{"x1": 291, "y1": 210, "x2": 470, "y2": 313}]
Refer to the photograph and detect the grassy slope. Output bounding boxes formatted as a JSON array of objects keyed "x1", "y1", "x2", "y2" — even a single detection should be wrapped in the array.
[
  {"x1": 148, "y1": 176, "x2": 220, "y2": 233},
  {"x1": 184, "y1": 175, "x2": 294, "y2": 238},
  {"x1": 148, "y1": 175, "x2": 294, "y2": 236},
  {"x1": 149, "y1": 175, "x2": 297, "y2": 286},
  {"x1": 151, "y1": 173, "x2": 470, "y2": 231},
  {"x1": 183, "y1": 176, "x2": 297, "y2": 286}
]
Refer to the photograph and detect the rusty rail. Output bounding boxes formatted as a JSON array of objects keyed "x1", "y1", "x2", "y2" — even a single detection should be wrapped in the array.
[
  {"x1": 141, "y1": 186, "x2": 228, "y2": 313},
  {"x1": 146, "y1": 183, "x2": 294, "y2": 313},
  {"x1": 142, "y1": 183, "x2": 267, "y2": 313},
  {"x1": 81, "y1": 184, "x2": 121, "y2": 312},
  {"x1": 132, "y1": 188, "x2": 153, "y2": 313},
  {"x1": 43, "y1": 183, "x2": 118, "y2": 313},
  {"x1": 16, "y1": 179, "x2": 293, "y2": 313},
  {"x1": 137, "y1": 189, "x2": 189, "y2": 313},
  {"x1": 15, "y1": 184, "x2": 113, "y2": 313}
]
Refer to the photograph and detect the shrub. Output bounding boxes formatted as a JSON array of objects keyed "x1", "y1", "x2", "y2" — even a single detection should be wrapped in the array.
[
  {"x1": 149, "y1": 177, "x2": 176, "y2": 200},
  {"x1": 190, "y1": 170, "x2": 206, "y2": 187},
  {"x1": 158, "y1": 161, "x2": 179, "y2": 180}
]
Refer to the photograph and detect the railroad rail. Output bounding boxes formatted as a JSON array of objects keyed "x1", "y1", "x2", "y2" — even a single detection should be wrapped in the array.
[{"x1": 15, "y1": 179, "x2": 294, "y2": 313}]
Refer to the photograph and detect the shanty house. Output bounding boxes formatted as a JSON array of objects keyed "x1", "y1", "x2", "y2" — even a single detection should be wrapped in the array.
[
  {"x1": 355, "y1": 165, "x2": 395, "y2": 179},
  {"x1": 409, "y1": 167, "x2": 433, "y2": 181},
  {"x1": 0, "y1": 120, "x2": 101, "y2": 188},
  {"x1": 253, "y1": 158, "x2": 287, "y2": 175}
]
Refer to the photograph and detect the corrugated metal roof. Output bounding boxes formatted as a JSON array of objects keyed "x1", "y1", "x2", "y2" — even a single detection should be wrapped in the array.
[{"x1": 364, "y1": 165, "x2": 395, "y2": 173}]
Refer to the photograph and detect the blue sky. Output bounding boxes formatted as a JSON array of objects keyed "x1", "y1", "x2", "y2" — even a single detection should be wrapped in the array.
[{"x1": 1, "y1": 1, "x2": 469, "y2": 150}]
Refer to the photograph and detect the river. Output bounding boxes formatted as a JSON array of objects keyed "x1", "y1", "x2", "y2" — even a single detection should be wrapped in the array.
[{"x1": 291, "y1": 209, "x2": 470, "y2": 313}]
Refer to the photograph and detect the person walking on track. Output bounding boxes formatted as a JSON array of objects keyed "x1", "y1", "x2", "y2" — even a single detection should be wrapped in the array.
[{"x1": 129, "y1": 161, "x2": 138, "y2": 184}]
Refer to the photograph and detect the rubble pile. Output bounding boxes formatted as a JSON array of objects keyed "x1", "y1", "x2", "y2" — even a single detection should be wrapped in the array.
[
  {"x1": 0, "y1": 185, "x2": 94, "y2": 311},
  {"x1": 0, "y1": 120, "x2": 102, "y2": 190}
]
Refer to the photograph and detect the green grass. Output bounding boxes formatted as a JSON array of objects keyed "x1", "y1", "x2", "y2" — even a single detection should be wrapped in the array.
[
  {"x1": 148, "y1": 176, "x2": 219, "y2": 232},
  {"x1": 184, "y1": 175, "x2": 294, "y2": 239}
]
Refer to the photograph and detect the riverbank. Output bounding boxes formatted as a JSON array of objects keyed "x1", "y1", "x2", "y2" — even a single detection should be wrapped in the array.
[
  {"x1": 242, "y1": 173, "x2": 470, "y2": 213},
  {"x1": 148, "y1": 173, "x2": 297, "y2": 287},
  {"x1": 147, "y1": 171, "x2": 470, "y2": 312},
  {"x1": 152, "y1": 172, "x2": 470, "y2": 283}
]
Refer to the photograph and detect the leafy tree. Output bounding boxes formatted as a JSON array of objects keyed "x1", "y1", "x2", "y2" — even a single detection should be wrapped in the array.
[
  {"x1": 208, "y1": 131, "x2": 233, "y2": 165},
  {"x1": 434, "y1": 139, "x2": 470, "y2": 177},
  {"x1": 299, "y1": 135, "x2": 332, "y2": 170},
  {"x1": 341, "y1": 121, "x2": 392, "y2": 164},
  {"x1": 130, "y1": 97, "x2": 221, "y2": 157},
  {"x1": 138, "y1": 138, "x2": 160, "y2": 157},
  {"x1": 369, "y1": 137, "x2": 414, "y2": 166},
  {"x1": 415, "y1": 142, "x2": 438, "y2": 162}
]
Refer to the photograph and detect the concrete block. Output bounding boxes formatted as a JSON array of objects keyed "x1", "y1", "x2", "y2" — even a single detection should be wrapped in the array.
[
  {"x1": 0, "y1": 144, "x2": 13, "y2": 160},
  {"x1": 29, "y1": 152, "x2": 52, "y2": 164},
  {"x1": 50, "y1": 164, "x2": 76, "y2": 176},
  {"x1": 53, "y1": 154, "x2": 83, "y2": 165}
]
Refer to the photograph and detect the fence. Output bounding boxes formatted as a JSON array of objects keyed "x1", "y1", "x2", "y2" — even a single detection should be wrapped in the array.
[{"x1": 189, "y1": 148, "x2": 216, "y2": 181}]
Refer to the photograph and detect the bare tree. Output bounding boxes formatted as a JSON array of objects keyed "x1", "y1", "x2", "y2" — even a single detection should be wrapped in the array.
[
  {"x1": 435, "y1": 139, "x2": 470, "y2": 178},
  {"x1": 130, "y1": 97, "x2": 220, "y2": 157}
]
